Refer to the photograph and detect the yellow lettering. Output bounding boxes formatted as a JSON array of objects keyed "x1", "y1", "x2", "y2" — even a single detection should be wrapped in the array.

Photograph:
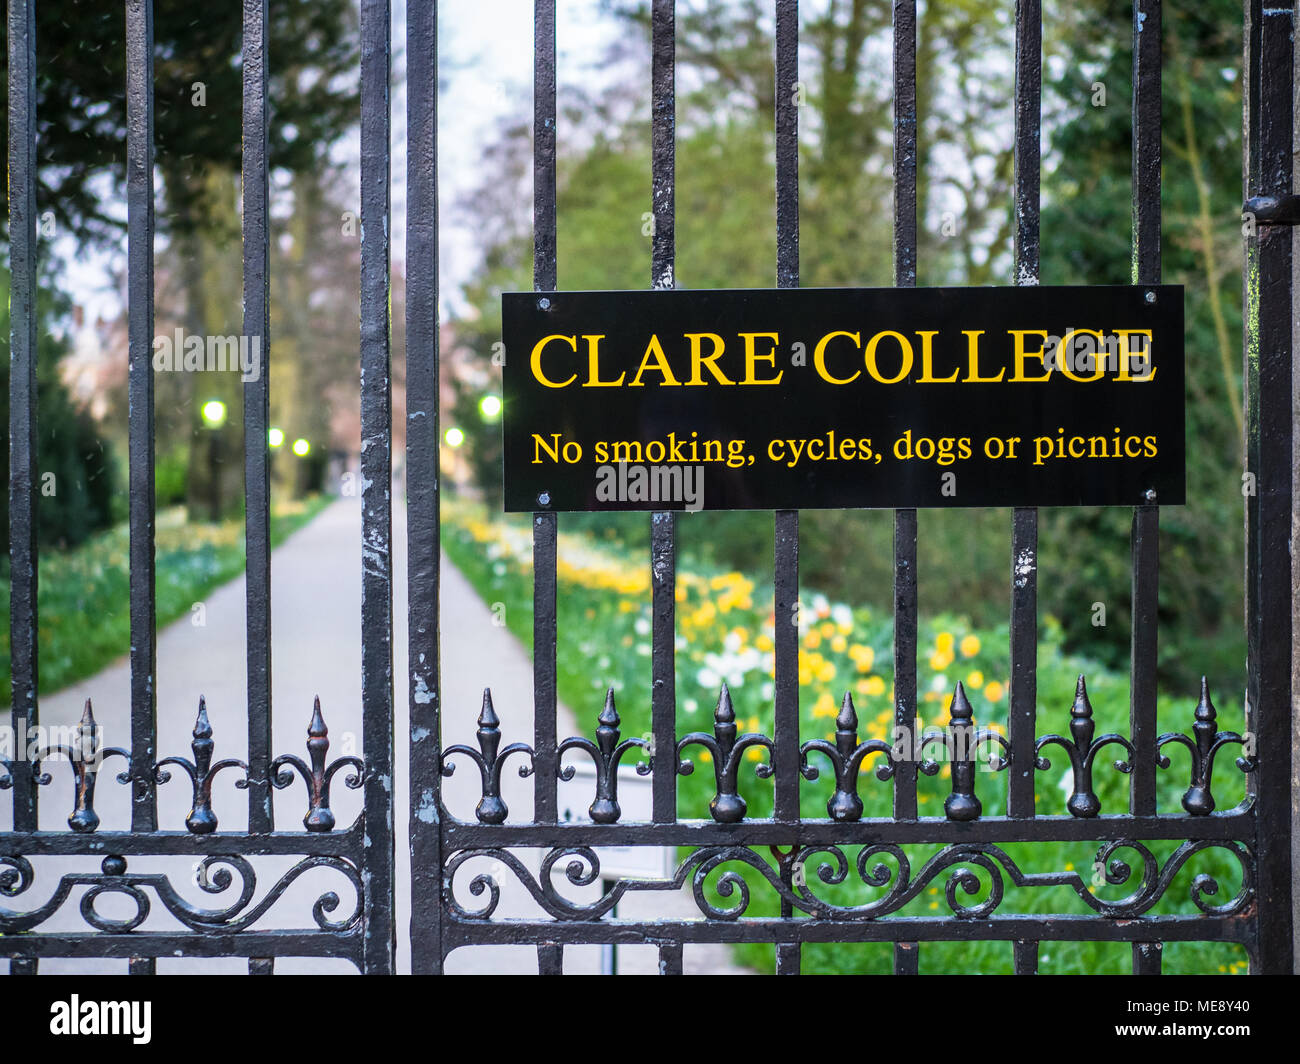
[
  {"x1": 581, "y1": 334, "x2": 622, "y2": 387},
  {"x1": 864, "y1": 331, "x2": 913, "y2": 385},
  {"x1": 1009, "y1": 330, "x2": 1052, "y2": 382},
  {"x1": 530, "y1": 334, "x2": 579, "y2": 388},
  {"x1": 963, "y1": 330, "x2": 1004, "y2": 383},
  {"x1": 685, "y1": 333, "x2": 734, "y2": 386},
  {"x1": 813, "y1": 331, "x2": 861, "y2": 385}
]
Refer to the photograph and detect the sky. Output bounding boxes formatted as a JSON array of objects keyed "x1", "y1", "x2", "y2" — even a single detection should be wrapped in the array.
[{"x1": 53, "y1": 0, "x2": 621, "y2": 332}]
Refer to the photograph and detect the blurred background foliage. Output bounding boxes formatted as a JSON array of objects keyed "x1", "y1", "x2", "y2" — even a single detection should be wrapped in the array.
[{"x1": 449, "y1": 0, "x2": 1247, "y2": 694}]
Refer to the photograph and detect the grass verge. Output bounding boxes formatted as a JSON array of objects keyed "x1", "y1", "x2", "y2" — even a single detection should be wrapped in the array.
[{"x1": 442, "y1": 496, "x2": 1251, "y2": 975}]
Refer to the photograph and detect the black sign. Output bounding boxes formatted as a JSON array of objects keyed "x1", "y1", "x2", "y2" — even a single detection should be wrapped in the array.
[{"x1": 501, "y1": 285, "x2": 1184, "y2": 512}]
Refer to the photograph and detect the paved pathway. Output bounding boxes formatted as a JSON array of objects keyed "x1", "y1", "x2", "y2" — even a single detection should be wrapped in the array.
[{"x1": 18, "y1": 498, "x2": 748, "y2": 975}]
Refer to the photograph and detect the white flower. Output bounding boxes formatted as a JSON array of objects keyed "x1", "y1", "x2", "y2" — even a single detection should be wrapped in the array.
[{"x1": 634, "y1": 617, "x2": 651, "y2": 636}]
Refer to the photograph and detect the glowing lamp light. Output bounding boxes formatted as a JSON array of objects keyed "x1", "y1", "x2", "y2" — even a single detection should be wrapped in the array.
[
  {"x1": 445, "y1": 427, "x2": 465, "y2": 448},
  {"x1": 479, "y1": 395, "x2": 502, "y2": 421},
  {"x1": 268, "y1": 427, "x2": 285, "y2": 448},
  {"x1": 201, "y1": 399, "x2": 227, "y2": 429},
  {"x1": 292, "y1": 438, "x2": 311, "y2": 457}
]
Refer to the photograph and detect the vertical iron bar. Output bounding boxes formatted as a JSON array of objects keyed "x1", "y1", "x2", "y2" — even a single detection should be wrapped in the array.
[
  {"x1": 126, "y1": 0, "x2": 157, "y2": 836},
  {"x1": 1013, "y1": 940, "x2": 1039, "y2": 974},
  {"x1": 657, "y1": 943, "x2": 683, "y2": 975},
  {"x1": 772, "y1": 518, "x2": 799, "y2": 822},
  {"x1": 538, "y1": 943, "x2": 563, "y2": 975},
  {"x1": 773, "y1": 0, "x2": 800, "y2": 826},
  {"x1": 531, "y1": 0, "x2": 559, "y2": 826},
  {"x1": 248, "y1": 958, "x2": 274, "y2": 975},
  {"x1": 649, "y1": 0, "x2": 677, "y2": 825},
  {"x1": 1128, "y1": 0, "x2": 1161, "y2": 819},
  {"x1": 893, "y1": 942, "x2": 919, "y2": 974},
  {"x1": 10, "y1": 959, "x2": 37, "y2": 975},
  {"x1": 407, "y1": 0, "x2": 443, "y2": 975},
  {"x1": 7, "y1": 0, "x2": 38, "y2": 835},
  {"x1": 891, "y1": 0, "x2": 918, "y2": 824},
  {"x1": 1132, "y1": 941, "x2": 1163, "y2": 974},
  {"x1": 650, "y1": 513, "x2": 676, "y2": 821},
  {"x1": 242, "y1": 0, "x2": 273, "y2": 838},
  {"x1": 359, "y1": 0, "x2": 395, "y2": 974},
  {"x1": 773, "y1": 0, "x2": 801, "y2": 977},
  {"x1": 1008, "y1": 0, "x2": 1040, "y2": 821},
  {"x1": 1243, "y1": 0, "x2": 1295, "y2": 974}
]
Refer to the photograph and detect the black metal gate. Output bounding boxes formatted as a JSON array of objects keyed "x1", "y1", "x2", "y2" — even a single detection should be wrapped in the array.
[
  {"x1": 405, "y1": 0, "x2": 1296, "y2": 975},
  {"x1": 5, "y1": 0, "x2": 1296, "y2": 975}
]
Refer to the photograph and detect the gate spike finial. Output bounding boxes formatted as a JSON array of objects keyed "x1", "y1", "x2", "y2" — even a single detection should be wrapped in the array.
[
  {"x1": 950, "y1": 681, "x2": 973, "y2": 723},
  {"x1": 836, "y1": 692, "x2": 858, "y2": 735},
  {"x1": 478, "y1": 687, "x2": 499, "y2": 730},
  {"x1": 715, "y1": 681, "x2": 734, "y2": 723},
  {"x1": 194, "y1": 695, "x2": 212, "y2": 739},
  {"x1": 309, "y1": 695, "x2": 328, "y2": 739},
  {"x1": 598, "y1": 687, "x2": 619, "y2": 729}
]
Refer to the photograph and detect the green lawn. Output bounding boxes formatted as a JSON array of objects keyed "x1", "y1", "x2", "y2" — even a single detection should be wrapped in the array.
[
  {"x1": 442, "y1": 497, "x2": 1252, "y2": 975},
  {"x1": 0, "y1": 495, "x2": 331, "y2": 704}
]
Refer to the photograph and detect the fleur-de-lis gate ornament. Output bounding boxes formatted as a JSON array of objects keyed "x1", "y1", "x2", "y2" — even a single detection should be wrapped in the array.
[
  {"x1": 799, "y1": 692, "x2": 895, "y2": 821},
  {"x1": 1157, "y1": 678, "x2": 1256, "y2": 815},
  {"x1": 33, "y1": 700, "x2": 129, "y2": 834},
  {"x1": 677, "y1": 682, "x2": 774, "y2": 823},
  {"x1": 271, "y1": 697, "x2": 365, "y2": 832},
  {"x1": 920, "y1": 683, "x2": 1010, "y2": 822},
  {"x1": 557, "y1": 689, "x2": 651, "y2": 823},
  {"x1": 441, "y1": 689, "x2": 535, "y2": 824},
  {"x1": 155, "y1": 697, "x2": 250, "y2": 834},
  {"x1": 1034, "y1": 676, "x2": 1134, "y2": 818}
]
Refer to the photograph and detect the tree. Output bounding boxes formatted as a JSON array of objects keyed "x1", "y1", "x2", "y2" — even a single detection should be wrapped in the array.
[{"x1": 0, "y1": 273, "x2": 118, "y2": 556}]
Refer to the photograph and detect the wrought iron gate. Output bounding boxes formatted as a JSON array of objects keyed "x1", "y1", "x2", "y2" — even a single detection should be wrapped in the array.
[
  {"x1": 3, "y1": 0, "x2": 1295, "y2": 975},
  {"x1": 3, "y1": 0, "x2": 395, "y2": 973},
  {"x1": 405, "y1": 0, "x2": 1296, "y2": 975}
]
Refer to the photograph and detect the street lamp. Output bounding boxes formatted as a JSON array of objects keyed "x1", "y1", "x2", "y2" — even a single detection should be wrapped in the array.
[{"x1": 201, "y1": 399, "x2": 227, "y2": 521}]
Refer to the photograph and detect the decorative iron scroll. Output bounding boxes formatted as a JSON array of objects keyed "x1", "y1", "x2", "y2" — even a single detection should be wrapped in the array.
[
  {"x1": 0, "y1": 696, "x2": 367, "y2": 937},
  {"x1": 447, "y1": 677, "x2": 1253, "y2": 824},
  {"x1": 441, "y1": 689, "x2": 535, "y2": 824},
  {"x1": 1156, "y1": 678, "x2": 1256, "y2": 815},
  {"x1": 557, "y1": 689, "x2": 651, "y2": 823},
  {"x1": 443, "y1": 839, "x2": 1253, "y2": 922},
  {"x1": 1034, "y1": 676, "x2": 1134, "y2": 818},
  {"x1": 5, "y1": 696, "x2": 364, "y2": 837},
  {"x1": 0, "y1": 853, "x2": 362, "y2": 934},
  {"x1": 677, "y1": 683, "x2": 774, "y2": 823}
]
